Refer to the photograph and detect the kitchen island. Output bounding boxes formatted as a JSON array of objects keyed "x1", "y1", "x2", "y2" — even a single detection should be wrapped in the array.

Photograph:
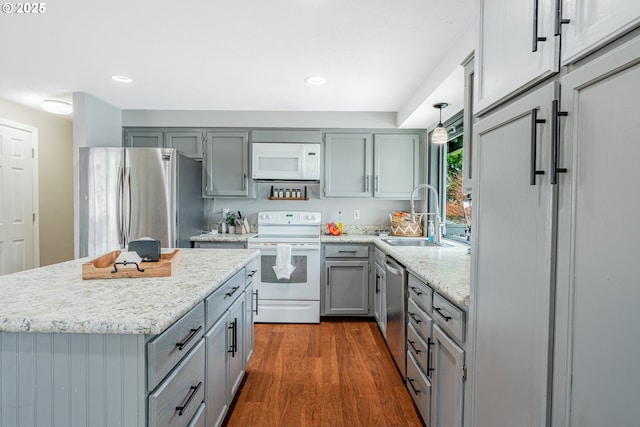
[{"x1": 0, "y1": 248, "x2": 259, "y2": 427}]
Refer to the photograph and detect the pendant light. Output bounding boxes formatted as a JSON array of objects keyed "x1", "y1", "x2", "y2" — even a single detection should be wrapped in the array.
[{"x1": 431, "y1": 102, "x2": 449, "y2": 145}]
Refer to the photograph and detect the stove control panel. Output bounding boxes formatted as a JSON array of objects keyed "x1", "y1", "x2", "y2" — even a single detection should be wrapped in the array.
[{"x1": 257, "y1": 211, "x2": 321, "y2": 226}]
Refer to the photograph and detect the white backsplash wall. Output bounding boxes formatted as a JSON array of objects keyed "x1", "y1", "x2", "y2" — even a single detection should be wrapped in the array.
[{"x1": 204, "y1": 182, "x2": 428, "y2": 231}]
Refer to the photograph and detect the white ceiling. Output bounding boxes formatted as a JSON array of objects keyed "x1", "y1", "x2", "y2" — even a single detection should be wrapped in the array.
[{"x1": 0, "y1": 0, "x2": 476, "y2": 128}]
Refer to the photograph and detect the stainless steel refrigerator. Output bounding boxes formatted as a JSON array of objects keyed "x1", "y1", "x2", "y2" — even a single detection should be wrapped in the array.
[{"x1": 79, "y1": 147, "x2": 203, "y2": 257}]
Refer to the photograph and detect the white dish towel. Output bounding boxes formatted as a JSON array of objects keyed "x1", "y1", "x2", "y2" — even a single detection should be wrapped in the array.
[{"x1": 272, "y1": 243, "x2": 296, "y2": 280}]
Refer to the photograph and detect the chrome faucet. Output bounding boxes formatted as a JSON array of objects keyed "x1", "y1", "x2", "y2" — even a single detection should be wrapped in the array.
[{"x1": 410, "y1": 184, "x2": 444, "y2": 245}]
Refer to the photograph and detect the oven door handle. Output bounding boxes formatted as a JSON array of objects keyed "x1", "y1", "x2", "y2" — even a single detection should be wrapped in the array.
[{"x1": 248, "y1": 244, "x2": 321, "y2": 251}]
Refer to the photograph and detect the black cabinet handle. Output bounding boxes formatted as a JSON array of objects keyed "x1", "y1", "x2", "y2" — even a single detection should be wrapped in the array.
[
  {"x1": 338, "y1": 250, "x2": 358, "y2": 253},
  {"x1": 408, "y1": 312, "x2": 422, "y2": 324},
  {"x1": 228, "y1": 318, "x2": 237, "y2": 357},
  {"x1": 532, "y1": 0, "x2": 547, "y2": 52},
  {"x1": 247, "y1": 269, "x2": 257, "y2": 278},
  {"x1": 554, "y1": 0, "x2": 571, "y2": 35},
  {"x1": 175, "y1": 381, "x2": 202, "y2": 416},
  {"x1": 433, "y1": 306, "x2": 452, "y2": 321},
  {"x1": 408, "y1": 339, "x2": 422, "y2": 354},
  {"x1": 427, "y1": 338, "x2": 435, "y2": 375},
  {"x1": 365, "y1": 175, "x2": 370, "y2": 193},
  {"x1": 175, "y1": 326, "x2": 202, "y2": 351},
  {"x1": 225, "y1": 286, "x2": 240, "y2": 298},
  {"x1": 551, "y1": 99, "x2": 568, "y2": 184},
  {"x1": 530, "y1": 108, "x2": 546, "y2": 185},
  {"x1": 407, "y1": 378, "x2": 421, "y2": 395},
  {"x1": 409, "y1": 286, "x2": 423, "y2": 296}
]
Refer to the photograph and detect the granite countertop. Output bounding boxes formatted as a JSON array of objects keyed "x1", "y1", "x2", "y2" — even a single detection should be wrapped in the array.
[
  {"x1": 191, "y1": 232, "x2": 255, "y2": 242},
  {"x1": 0, "y1": 248, "x2": 259, "y2": 335},
  {"x1": 322, "y1": 234, "x2": 471, "y2": 307}
]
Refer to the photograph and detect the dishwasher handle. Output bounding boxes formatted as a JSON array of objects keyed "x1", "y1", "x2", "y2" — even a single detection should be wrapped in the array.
[{"x1": 385, "y1": 259, "x2": 404, "y2": 276}]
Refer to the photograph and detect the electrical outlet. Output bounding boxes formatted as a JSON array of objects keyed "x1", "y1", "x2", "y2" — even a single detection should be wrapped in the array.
[{"x1": 353, "y1": 209, "x2": 361, "y2": 220}]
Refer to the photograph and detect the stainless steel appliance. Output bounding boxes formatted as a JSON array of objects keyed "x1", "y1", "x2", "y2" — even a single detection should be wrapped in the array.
[
  {"x1": 79, "y1": 147, "x2": 203, "y2": 257},
  {"x1": 247, "y1": 211, "x2": 321, "y2": 323},
  {"x1": 385, "y1": 256, "x2": 407, "y2": 378},
  {"x1": 251, "y1": 143, "x2": 321, "y2": 181}
]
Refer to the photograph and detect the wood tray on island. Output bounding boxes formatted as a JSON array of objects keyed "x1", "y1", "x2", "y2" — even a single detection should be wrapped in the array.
[{"x1": 82, "y1": 249, "x2": 181, "y2": 280}]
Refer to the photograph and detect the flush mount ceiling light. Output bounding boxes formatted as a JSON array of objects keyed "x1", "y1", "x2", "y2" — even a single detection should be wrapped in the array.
[
  {"x1": 431, "y1": 102, "x2": 449, "y2": 145},
  {"x1": 111, "y1": 75, "x2": 133, "y2": 83},
  {"x1": 305, "y1": 75, "x2": 326, "y2": 85},
  {"x1": 40, "y1": 99, "x2": 73, "y2": 115}
]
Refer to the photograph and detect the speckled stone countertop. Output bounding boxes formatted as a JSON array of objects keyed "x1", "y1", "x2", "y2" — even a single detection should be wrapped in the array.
[
  {"x1": 0, "y1": 249, "x2": 259, "y2": 335},
  {"x1": 191, "y1": 233, "x2": 255, "y2": 242},
  {"x1": 322, "y1": 235, "x2": 471, "y2": 307}
]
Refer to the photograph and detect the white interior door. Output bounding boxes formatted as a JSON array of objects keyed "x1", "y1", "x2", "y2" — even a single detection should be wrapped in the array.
[{"x1": 0, "y1": 120, "x2": 36, "y2": 275}]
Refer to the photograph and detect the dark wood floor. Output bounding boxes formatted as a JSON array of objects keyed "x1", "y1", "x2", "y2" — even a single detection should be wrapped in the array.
[{"x1": 225, "y1": 319, "x2": 423, "y2": 427}]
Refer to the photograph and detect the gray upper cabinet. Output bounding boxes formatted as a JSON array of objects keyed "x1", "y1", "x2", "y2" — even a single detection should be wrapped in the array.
[
  {"x1": 324, "y1": 133, "x2": 372, "y2": 198},
  {"x1": 373, "y1": 134, "x2": 420, "y2": 199},
  {"x1": 203, "y1": 131, "x2": 250, "y2": 198},
  {"x1": 124, "y1": 130, "x2": 164, "y2": 148},
  {"x1": 166, "y1": 131, "x2": 203, "y2": 159}
]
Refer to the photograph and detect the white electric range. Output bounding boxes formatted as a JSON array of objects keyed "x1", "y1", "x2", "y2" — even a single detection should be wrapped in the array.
[{"x1": 247, "y1": 211, "x2": 321, "y2": 323}]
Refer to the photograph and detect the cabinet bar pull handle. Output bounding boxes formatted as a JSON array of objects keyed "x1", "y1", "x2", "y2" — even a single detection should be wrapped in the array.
[
  {"x1": 228, "y1": 319, "x2": 237, "y2": 356},
  {"x1": 225, "y1": 286, "x2": 240, "y2": 298},
  {"x1": 427, "y1": 338, "x2": 435, "y2": 375},
  {"x1": 407, "y1": 378, "x2": 421, "y2": 395},
  {"x1": 408, "y1": 339, "x2": 422, "y2": 354},
  {"x1": 532, "y1": 0, "x2": 547, "y2": 52},
  {"x1": 365, "y1": 175, "x2": 370, "y2": 192},
  {"x1": 530, "y1": 108, "x2": 547, "y2": 185},
  {"x1": 175, "y1": 381, "x2": 202, "y2": 416},
  {"x1": 409, "y1": 286, "x2": 423, "y2": 296},
  {"x1": 247, "y1": 269, "x2": 257, "y2": 278},
  {"x1": 375, "y1": 175, "x2": 379, "y2": 192},
  {"x1": 408, "y1": 312, "x2": 422, "y2": 324},
  {"x1": 551, "y1": 99, "x2": 568, "y2": 184},
  {"x1": 433, "y1": 306, "x2": 452, "y2": 321},
  {"x1": 243, "y1": 173, "x2": 248, "y2": 191},
  {"x1": 338, "y1": 250, "x2": 358, "y2": 253},
  {"x1": 253, "y1": 290, "x2": 259, "y2": 315},
  {"x1": 375, "y1": 274, "x2": 380, "y2": 293},
  {"x1": 175, "y1": 326, "x2": 202, "y2": 351},
  {"x1": 554, "y1": 0, "x2": 571, "y2": 35}
]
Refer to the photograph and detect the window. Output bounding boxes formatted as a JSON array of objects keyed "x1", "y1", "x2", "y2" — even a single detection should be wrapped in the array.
[{"x1": 428, "y1": 114, "x2": 471, "y2": 243}]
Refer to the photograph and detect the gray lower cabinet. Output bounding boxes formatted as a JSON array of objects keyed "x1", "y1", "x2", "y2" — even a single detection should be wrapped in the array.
[
  {"x1": 0, "y1": 265, "x2": 254, "y2": 427},
  {"x1": 431, "y1": 325, "x2": 464, "y2": 427},
  {"x1": 322, "y1": 245, "x2": 371, "y2": 316},
  {"x1": 204, "y1": 268, "x2": 250, "y2": 427},
  {"x1": 373, "y1": 251, "x2": 386, "y2": 337},
  {"x1": 203, "y1": 131, "x2": 250, "y2": 197},
  {"x1": 405, "y1": 273, "x2": 466, "y2": 427},
  {"x1": 205, "y1": 314, "x2": 229, "y2": 427}
]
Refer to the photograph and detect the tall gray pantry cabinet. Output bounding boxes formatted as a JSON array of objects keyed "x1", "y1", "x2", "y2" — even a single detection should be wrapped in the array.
[{"x1": 470, "y1": 14, "x2": 640, "y2": 427}]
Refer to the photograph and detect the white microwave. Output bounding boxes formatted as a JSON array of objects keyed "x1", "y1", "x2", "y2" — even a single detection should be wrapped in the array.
[{"x1": 252, "y1": 143, "x2": 321, "y2": 180}]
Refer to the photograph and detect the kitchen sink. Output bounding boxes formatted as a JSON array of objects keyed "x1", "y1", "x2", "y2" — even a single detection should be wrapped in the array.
[{"x1": 381, "y1": 238, "x2": 451, "y2": 247}]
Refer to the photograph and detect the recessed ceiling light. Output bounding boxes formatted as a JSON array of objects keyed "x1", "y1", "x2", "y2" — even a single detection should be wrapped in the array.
[
  {"x1": 111, "y1": 75, "x2": 133, "y2": 83},
  {"x1": 305, "y1": 76, "x2": 326, "y2": 85},
  {"x1": 40, "y1": 99, "x2": 73, "y2": 115}
]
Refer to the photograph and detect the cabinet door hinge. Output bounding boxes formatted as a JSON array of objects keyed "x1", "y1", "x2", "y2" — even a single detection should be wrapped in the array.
[{"x1": 462, "y1": 365, "x2": 467, "y2": 382}]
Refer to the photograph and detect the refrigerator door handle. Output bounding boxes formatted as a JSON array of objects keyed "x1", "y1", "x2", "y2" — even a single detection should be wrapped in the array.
[
  {"x1": 123, "y1": 166, "x2": 132, "y2": 247},
  {"x1": 116, "y1": 166, "x2": 125, "y2": 247}
]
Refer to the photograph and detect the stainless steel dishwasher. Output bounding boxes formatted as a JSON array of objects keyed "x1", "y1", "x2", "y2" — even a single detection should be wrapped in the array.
[{"x1": 385, "y1": 256, "x2": 407, "y2": 379}]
